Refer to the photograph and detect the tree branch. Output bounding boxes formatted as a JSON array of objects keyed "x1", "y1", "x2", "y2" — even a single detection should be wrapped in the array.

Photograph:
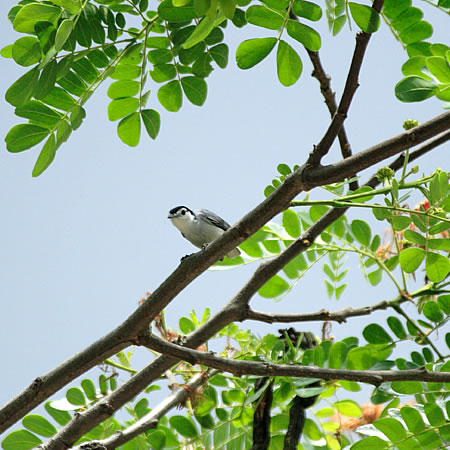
[
  {"x1": 307, "y1": 0, "x2": 385, "y2": 166},
  {"x1": 306, "y1": 49, "x2": 358, "y2": 190},
  {"x1": 247, "y1": 300, "x2": 394, "y2": 324},
  {"x1": 27, "y1": 131, "x2": 448, "y2": 447},
  {"x1": 143, "y1": 334, "x2": 450, "y2": 384},
  {"x1": 71, "y1": 369, "x2": 220, "y2": 450},
  {"x1": 303, "y1": 111, "x2": 450, "y2": 188}
]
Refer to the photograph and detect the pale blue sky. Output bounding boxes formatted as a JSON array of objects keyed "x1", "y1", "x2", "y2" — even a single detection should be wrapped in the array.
[{"x1": 1, "y1": 0, "x2": 449, "y2": 434}]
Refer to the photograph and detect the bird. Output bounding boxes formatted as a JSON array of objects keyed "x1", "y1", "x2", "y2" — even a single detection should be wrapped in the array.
[{"x1": 168, "y1": 206, "x2": 241, "y2": 259}]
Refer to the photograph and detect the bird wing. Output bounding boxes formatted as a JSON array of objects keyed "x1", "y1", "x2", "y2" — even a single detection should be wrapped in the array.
[{"x1": 197, "y1": 209, "x2": 231, "y2": 231}]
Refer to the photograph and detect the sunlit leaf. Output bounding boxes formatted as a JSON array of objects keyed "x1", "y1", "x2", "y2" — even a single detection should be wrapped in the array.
[
  {"x1": 236, "y1": 37, "x2": 277, "y2": 69},
  {"x1": 276, "y1": 40, "x2": 302, "y2": 87},
  {"x1": 117, "y1": 112, "x2": 141, "y2": 147}
]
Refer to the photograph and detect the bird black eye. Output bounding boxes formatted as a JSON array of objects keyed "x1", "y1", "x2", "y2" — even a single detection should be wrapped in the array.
[{"x1": 181, "y1": 209, "x2": 186, "y2": 215}]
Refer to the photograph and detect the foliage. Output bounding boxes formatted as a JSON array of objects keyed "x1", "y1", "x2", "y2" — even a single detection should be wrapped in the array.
[
  {"x1": 1, "y1": 0, "x2": 449, "y2": 175},
  {"x1": 1, "y1": 1, "x2": 450, "y2": 449}
]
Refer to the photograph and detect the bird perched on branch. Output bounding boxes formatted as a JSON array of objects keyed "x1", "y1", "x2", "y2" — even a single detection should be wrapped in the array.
[{"x1": 168, "y1": 206, "x2": 241, "y2": 260}]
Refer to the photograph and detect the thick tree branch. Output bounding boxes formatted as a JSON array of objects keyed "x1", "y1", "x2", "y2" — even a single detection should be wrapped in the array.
[
  {"x1": 28, "y1": 132, "x2": 448, "y2": 447},
  {"x1": 143, "y1": 335, "x2": 450, "y2": 384},
  {"x1": 307, "y1": 0, "x2": 385, "y2": 166},
  {"x1": 2, "y1": 112, "x2": 448, "y2": 436},
  {"x1": 71, "y1": 370, "x2": 220, "y2": 450},
  {"x1": 303, "y1": 112, "x2": 450, "y2": 188}
]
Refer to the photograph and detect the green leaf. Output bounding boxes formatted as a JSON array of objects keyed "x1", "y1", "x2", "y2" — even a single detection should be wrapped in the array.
[
  {"x1": 303, "y1": 418, "x2": 321, "y2": 440},
  {"x1": 146, "y1": 430, "x2": 166, "y2": 449},
  {"x1": 391, "y1": 380, "x2": 423, "y2": 394},
  {"x1": 150, "y1": 64, "x2": 177, "y2": 83},
  {"x1": 44, "y1": 402, "x2": 71, "y2": 426},
  {"x1": 5, "y1": 124, "x2": 49, "y2": 153},
  {"x1": 292, "y1": 0, "x2": 322, "y2": 21},
  {"x1": 363, "y1": 324, "x2": 392, "y2": 344},
  {"x1": 328, "y1": 342, "x2": 347, "y2": 369},
  {"x1": 438, "y1": 295, "x2": 450, "y2": 315},
  {"x1": 282, "y1": 209, "x2": 301, "y2": 238},
  {"x1": 349, "y1": 2, "x2": 380, "y2": 33},
  {"x1": 146, "y1": 37, "x2": 170, "y2": 49},
  {"x1": 5, "y1": 66, "x2": 39, "y2": 107},
  {"x1": 108, "y1": 98, "x2": 140, "y2": 121},
  {"x1": 66, "y1": 387, "x2": 86, "y2": 406},
  {"x1": 426, "y1": 251, "x2": 450, "y2": 282},
  {"x1": 391, "y1": 215, "x2": 411, "y2": 231},
  {"x1": 258, "y1": 275, "x2": 289, "y2": 299},
  {"x1": 192, "y1": 53, "x2": 214, "y2": 77},
  {"x1": 332, "y1": 15, "x2": 347, "y2": 36},
  {"x1": 246, "y1": 5, "x2": 284, "y2": 30},
  {"x1": 15, "y1": 100, "x2": 61, "y2": 129},
  {"x1": 351, "y1": 219, "x2": 371, "y2": 246},
  {"x1": 1, "y1": 430, "x2": 42, "y2": 450},
  {"x1": 424, "y1": 402, "x2": 446, "y2": 427},
  {"x1": 218, "y1": 0, "x2": 236, "y2": 19},
  {"x1": 387, "y1": 316, "x2": 407, "y2": 339},
  {"x1": 111, "y1": 64, "x2": 141, "y2": 80},
  {"x1": 334, "y1": 400, "x2": 362, "y2": 417},
  {"x1": 158, "y1": 80, "x2": 183, "y2": 112},
  {"x1": 404, "y1": 229, "x2": 426, "y2": 246},
  {"x1": 426, "y1": 56, "x2": 450, "y2": 83},
  {"x1": 12, "y1": 36, "x2": 41, "y2": 67},
  {"x1": 423, "y1": 301, "x2": 444, "y2": 322},
  {"x1": 194, "y1": 0, "x2": 211, "y2": 15},
  {"x1": 286, "y1": 20, "x2": 321, "y2": 51},
  {"x1": 180, "y1": 317, "x2": 196, "y2": 334},
  {"x1": 374, "y1": 417, "x2": 407, "y2": 442},
  {"x1": 49, "y1": 0, "x2": 82, "y2": 15},
  {"x1": 118, "y1": 112, "x2": 141, "y2": 147},
  {"x1": 42, "y1": 87, "x2": 75, "y2": 111},
  {"x1": 32, "y1": 134, "x2": 56, "y2": 177},
  {"x1": 169, "y1": 416, "x2": 198, "y2": 438},
  {"x1": 210, "y1": 44, "x2": 228, "y2": 68},
  {"x1": 57, "y1": 71, "x2": 87, "y2": 96},
  {"x1": 158, "y1": 0, "x2": 198, "y2": 22},
  {"x1": 276, "y1": 40, "x2": 302, "y2": 87},
  {"x1": 351, "y1": 436, "x2": 388, "y2": 449},
  {"x1": 180, "y1": 76, "x2": 207, "y2": 106},
  {"x1": 395, "y1": 76, "x2": 437, "y2": 102},
  {"x1": 399, "y1": 247, "x2": 425, "y2": 273},
  {"x1": 399, "y1": 21, "x2": 433, "y2": 45},
  {"x1": 107, "y1": 80, "x2": 140, "y2": 100},
  {"x1": 368, "y1": 268, "x2": 382, "y2": 286},
  {"x1": 55, "y1": 19, "x2": 73, "y2": 52},
  {"x1": 22, "y1": 415, "x2": 57, "y2": 437},
  {"x1": 401, "y1": 405, "x2": 426, "y2": 433},
  {"x1": 141, "y1": 109, "x2": 161, "y2": 139},
  {"x1": 236, "y1": 37, "x2": 277, "y2": 69},
  {"x1": 1, "y1": 44, "x2": 13, "y2": 58},
  {"x1": 81, "y1": 378, "x2": 96, "y2": 401},
  {"x1": 35, "y1": 60, "x2": 58, "y2": 100},
  {"x1": 13, "y1": 3, "x2": 61, "y2": 34},
  {"x1": 184, "y1": 14, "x2": 226, "y2": 49},
  {"x1": 148, "y1": 49, "x2": 173, "y2": 65}
]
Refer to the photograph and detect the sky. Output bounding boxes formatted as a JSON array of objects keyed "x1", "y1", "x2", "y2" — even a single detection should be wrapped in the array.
[{"x1": 0, "y1": 0, "x2": 449, "y2": 439}]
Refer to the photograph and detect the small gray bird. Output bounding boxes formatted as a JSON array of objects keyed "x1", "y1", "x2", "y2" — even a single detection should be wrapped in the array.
[{"x1": 168, "y1": 206, "x2": 241, "y2": 259}]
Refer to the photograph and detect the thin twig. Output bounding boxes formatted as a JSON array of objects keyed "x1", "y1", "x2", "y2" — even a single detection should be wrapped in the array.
[
  {"x1": 306, "y1": 49, "x2": 358, "y2": 190},
  {"x1": 307, "y1": 0, "x2": 385, "y2": 166}
]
